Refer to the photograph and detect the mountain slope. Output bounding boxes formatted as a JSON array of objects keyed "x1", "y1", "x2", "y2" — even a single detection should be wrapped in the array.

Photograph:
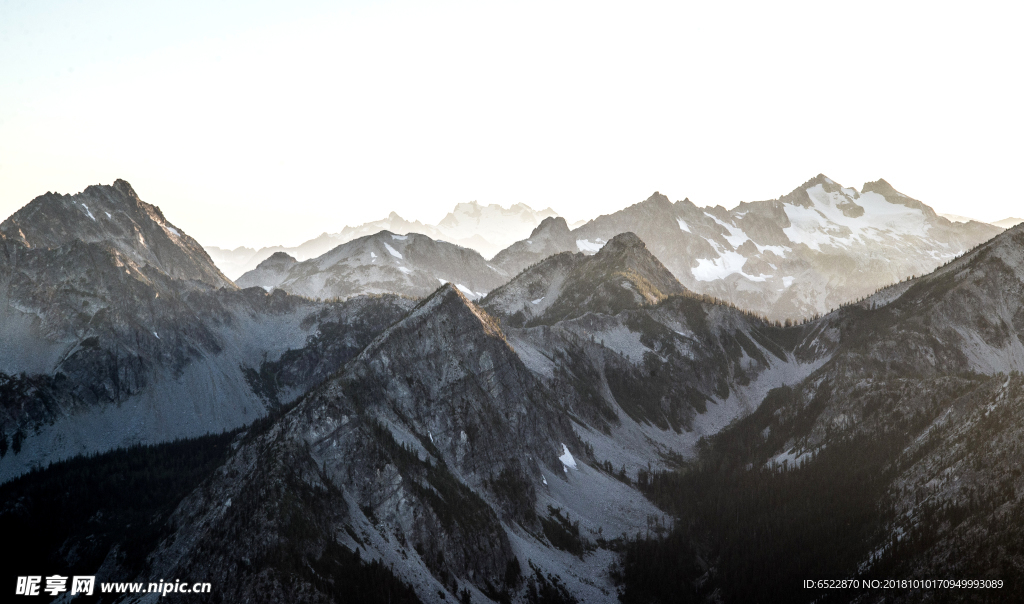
[
  {"x1": 237, "y1": 231, "x2": 510, "y2": 301},
  {"x1": 615, "y1": 223, "x2": 1024, "y2": 602},
  {"x1": 0, "y1": 182, "x2": 414, "y2": 483},
  {"x1": 123, "y1": 285, "x2": 664, "y2": 602},
  {"x1": 485, "y1": 232, "x2": 833, "y2": 468}
]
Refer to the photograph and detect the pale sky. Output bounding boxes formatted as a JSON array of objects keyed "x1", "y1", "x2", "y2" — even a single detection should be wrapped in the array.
[{"x1": 1, "y1": 0, "x2": 1022, "y2": 249}]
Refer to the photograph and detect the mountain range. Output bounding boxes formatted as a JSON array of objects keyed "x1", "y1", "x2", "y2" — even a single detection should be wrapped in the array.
[
  {"x1": 206, "y1": 201, "x2": 559, "y2": 279},
  {"x1": 1, "y1": 178, "x2": 1023, "y2": 603},
  {"x1": 234, "y1": 175, "x2": 1002, "y2": 323}
]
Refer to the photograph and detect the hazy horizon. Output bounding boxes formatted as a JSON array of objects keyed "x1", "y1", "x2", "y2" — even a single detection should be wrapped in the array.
[{"x1": 2, "y1": 1, "x2": 1022, "y2": 249}]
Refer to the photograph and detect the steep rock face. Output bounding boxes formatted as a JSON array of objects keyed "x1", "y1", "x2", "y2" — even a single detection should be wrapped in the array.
[
  {"x1": 483, "y1": 232, "x2": 687, "y2": 327},
  {"x1": 237, "y1": 231, "x2": 509, "y2": 301},
  {"x1": 133, "y1": 285, "x2": 593, "y2": 601}
]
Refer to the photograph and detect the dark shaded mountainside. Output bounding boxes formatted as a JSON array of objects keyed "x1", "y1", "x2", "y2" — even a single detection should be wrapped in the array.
[
  {"x1": 2, "y1": 181, "x2": 1023, "y2": 603},
  {"x1": 0, "y1": 181, "x2": 415, "y2": 482},
  {"x1": 617, "y1": 223, "x2": 1024, "y2": 603}
]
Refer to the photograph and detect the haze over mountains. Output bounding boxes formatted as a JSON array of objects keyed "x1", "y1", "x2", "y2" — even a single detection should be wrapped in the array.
[
  {"x1": 206, "y1": 201, "x2": 559, "y2": 279},
  {"x1": 2, "y1": 178, "x2": 1024, "y2": 602},
  {"x1": 233, "y1": 175, "x2": 1002, "y2": 322}
]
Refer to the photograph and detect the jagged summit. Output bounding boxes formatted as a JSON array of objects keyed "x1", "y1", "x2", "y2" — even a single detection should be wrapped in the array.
[
  {"x1": 644, "y1": 191, "x2": 672, "y2": 207},
  {"x1": 799, "y1": 173, "x2": 840, "y2": 190},
  {"x1": 1, "y1": 180, "x2": 231, "y2": 288},
  {"x1": 529, "y1": 215, "x2": 570, "y2": 239},
  {"x1": 559, "y1": 177, "x2": 1002, "y2": 321}
]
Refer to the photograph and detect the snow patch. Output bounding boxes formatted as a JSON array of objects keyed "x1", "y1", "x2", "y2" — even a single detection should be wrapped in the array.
[
  {"x1": 783, "y1": 184, "x2": 930, "y2": 251},
  {"x1": 398, "y1": 266, "x2": 412, "y2": 274},
  {"x1": 166, "y1": 226, "x2": 180, "y2": 236},
  {"x1": 391, "y1": 234, "x2": 408, "y2": 240},
  {"x1": 676, "y1": 218, "x2": 691, "y2": 233},
  {"x1": 531, "y1": 297, "x2": 544, "y2": 305},
  {"x1": 692, "y1": 248, "x2": 770, "y2": 282},
  {"x1": 783, "y1": 276, "x2": 794, "y2": 288},
  {"x1": 576, "y1": 239, "x2": 605, "y2": 253},
  {"x1": 559, "y1": 444, "x2": 577, "y2": 470},
  {"x1": 81, "y1": 203, "x2": 96, "y2": 221},
  {"x1": 383, "y1": 242, "x2": 403, "y2": 259}
]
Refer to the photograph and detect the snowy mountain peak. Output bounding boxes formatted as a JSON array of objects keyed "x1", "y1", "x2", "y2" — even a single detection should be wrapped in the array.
[{"x1": 803, "y1": 173, "x2": 841, "y2": 190}]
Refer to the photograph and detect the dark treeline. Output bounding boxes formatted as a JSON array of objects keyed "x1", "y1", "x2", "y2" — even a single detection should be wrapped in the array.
[
  {"x1": 0, "y1": 432, "x2": 238, "y2": 602},
  {"x1": 614, "y1": 431, "x2": 904, "y2": 603}
]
